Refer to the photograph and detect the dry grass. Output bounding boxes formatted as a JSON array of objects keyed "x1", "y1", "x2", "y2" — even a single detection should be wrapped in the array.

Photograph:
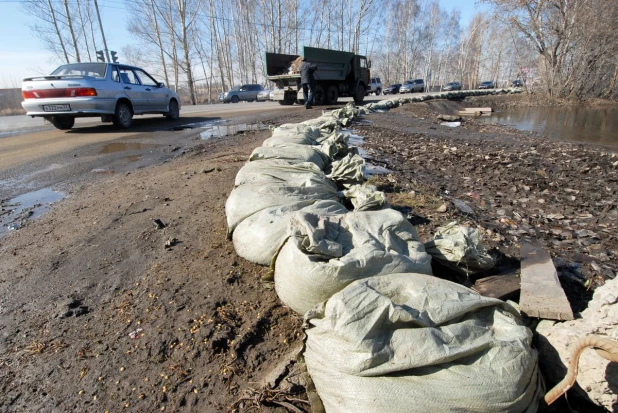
[{"x1": 387, "y1": 191, "x2": 443, "y2": 212}]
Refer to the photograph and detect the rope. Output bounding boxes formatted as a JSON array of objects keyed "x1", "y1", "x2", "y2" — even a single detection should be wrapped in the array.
[{"x1": 544, "y1": 336, "x2": 618, "y2": 405}]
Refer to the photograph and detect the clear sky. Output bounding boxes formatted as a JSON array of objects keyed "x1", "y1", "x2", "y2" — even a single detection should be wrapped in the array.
[{"x1": 0, "y1": 0, "x2": 490, "y2": 87}]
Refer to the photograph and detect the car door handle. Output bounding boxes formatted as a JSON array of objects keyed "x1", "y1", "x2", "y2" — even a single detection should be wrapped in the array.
[
  {"x1": 124, "y1": 86, "x2": 131, "y2": 90},
  {"x1": 145, "y1": 88, "x2": 151, "y2": 91}
]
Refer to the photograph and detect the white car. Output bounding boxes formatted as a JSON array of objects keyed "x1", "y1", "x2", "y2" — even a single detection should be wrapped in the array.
[
  {"x1": 257, "y1": 89, "x2": 272, "y2": 102},
  {"x1": 21, "y1": 62, "x2": 181, "y2": 130}
]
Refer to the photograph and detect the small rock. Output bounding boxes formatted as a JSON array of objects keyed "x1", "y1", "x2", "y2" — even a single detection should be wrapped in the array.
[
  {"x1": 436, "y1": 204, "x2": 447, "y2": 213},
  {"x1": 164, "y1": 237, "x2": 178, "y2": 248}
]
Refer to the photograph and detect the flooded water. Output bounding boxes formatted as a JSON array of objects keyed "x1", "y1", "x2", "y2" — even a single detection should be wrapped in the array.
[
  {"x1": 169, "y1": 120, "x2": 268, "y2": 139},
  {"x1": 346, "y1": 131, "x2": 391, "y2": 176},
  {"x1": 476, "y1": 106, "x2": 618, "y2": 146},
  {"x1": 0, "y1": 188, "x2": 66, "y2": 237}
]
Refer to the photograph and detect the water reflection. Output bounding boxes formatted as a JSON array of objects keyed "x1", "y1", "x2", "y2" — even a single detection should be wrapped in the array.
[
  {"x1": 476, "y1": 106, "x2": 618, "y2": 146},
  {"x1": 1, "y1": 188, "x2": 66, "y2": 237}
]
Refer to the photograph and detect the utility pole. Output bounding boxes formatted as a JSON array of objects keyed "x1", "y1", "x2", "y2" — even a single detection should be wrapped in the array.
[{"x1": 93, "y1": 0, "x2": 111, "y2": 62}]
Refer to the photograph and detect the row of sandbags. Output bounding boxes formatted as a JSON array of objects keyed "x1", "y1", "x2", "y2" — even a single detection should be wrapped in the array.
[
  {"x1": 224, "y1": 102, "x2": 543, "y2": 412},
  {"x1": 365, "y1": 88, "x2": 518, "y2": 111}
]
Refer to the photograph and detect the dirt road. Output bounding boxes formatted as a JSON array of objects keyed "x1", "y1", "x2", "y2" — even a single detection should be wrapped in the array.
[{"x1": 1, "y1": 94, "x2": 616, "y2": 412}]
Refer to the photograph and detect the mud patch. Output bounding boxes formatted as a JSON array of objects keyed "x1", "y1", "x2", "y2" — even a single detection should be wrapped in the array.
[
  {"x1": 0, "y1": 188, "x2": 65, "y2": 237},
  {"x1": 99, "y1": 142, "x2": 160, "y2": 154}
]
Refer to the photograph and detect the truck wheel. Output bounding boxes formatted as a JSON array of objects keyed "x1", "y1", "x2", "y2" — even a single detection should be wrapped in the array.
[
  {"x1": 279, "y1": 94, "x2": 295, "y2": 105},
  {"x1": 50, "y1": 116, "x2": 75, "y2": 130},
  {"x1": 325, "y1": 85, "x2": 339, "y2": 105},
  {"x1": 313, "y1": 85, "x2": 325, "y2": 106},
  {"x1": 353, "y1": 84, "x2": 365, "y2": 104},
  {"x1": 231, "y1": 95, "x2": 240, "y2": 103},
  {"x1": 376, "y1": 88, "x2": 381, "y2": 95}
]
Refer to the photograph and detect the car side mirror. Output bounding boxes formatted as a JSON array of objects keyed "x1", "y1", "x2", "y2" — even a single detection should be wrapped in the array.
[
  {"x1": 158, "y1": 82, "x2": 165, "y2": 88},
  {"x1": 368, "y1": 60, "x2": 372, "y2": 69}
]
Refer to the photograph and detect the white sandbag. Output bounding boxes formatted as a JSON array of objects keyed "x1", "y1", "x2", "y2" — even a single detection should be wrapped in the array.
[
  {"x1": 318, "y1": 132, "x2": 350, "y2": 160},
  {"x1": 249, "y1": 144, "x2": 331, "y2": 170},
  {"x1": 304, "y1": 273, "x2": 543, "y2": 413},
  {"x1": 233, "y1": 200, "x2": 348, "y2": 266},
  {"x1": 342, "y1": 183, "x2": 388, "y2": 211},
  {"x1": 274, "y1": 209, "x2": 432, "y2": 314},
  {"x1": 225, "y1": 180, "x2": 340, "y2": 233},
  {"x1": 262, "y1": 125, "x2": 321, "y2": 147},
  {"x1": 424, "y1": 221, "x2": 495, "y2": 275},
  {"x1": 328, "y1": 153, "x2": 365, "y2": 185},
  {"x1": 234, "y1": 160, "x2": 326, "y2": 187}
]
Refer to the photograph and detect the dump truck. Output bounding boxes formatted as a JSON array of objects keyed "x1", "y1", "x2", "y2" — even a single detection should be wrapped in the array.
[{"x1": 264, "y1": 46, "x2": 371, "y2": 106}]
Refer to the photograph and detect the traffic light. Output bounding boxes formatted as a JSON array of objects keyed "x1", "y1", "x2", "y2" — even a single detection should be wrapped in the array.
[
  {"x1": 96, "y1": 50, "x2": 105, "y2": 62},
  {"x1": 110, "y1": 50, "x2": 118, "y2": 63}
]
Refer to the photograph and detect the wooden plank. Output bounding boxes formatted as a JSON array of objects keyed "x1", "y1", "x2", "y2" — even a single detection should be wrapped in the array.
[
  {"x1": 460, "y1": 107, "x2": 492, "y2": 112},
  {"x1": 472, "y1": 275, "x2": 520, "y2": 300},
  {"x1": 519, "y1": 243, "x2": 574, "y2": 320},
  {"x1": 458, "y1": 110, "x2": 491, "y2": 116}
]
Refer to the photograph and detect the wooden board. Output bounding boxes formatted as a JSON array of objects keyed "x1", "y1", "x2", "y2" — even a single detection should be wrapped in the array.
[
  {"x1": 519, "y1": 243, "x2": 574, "y2": 320},
  {"x1": 472, "y1": 275, "x2": 520, "y2": 300},
  {"x1": 460, "y1": 107, "x2": 492, "y2": 112}
]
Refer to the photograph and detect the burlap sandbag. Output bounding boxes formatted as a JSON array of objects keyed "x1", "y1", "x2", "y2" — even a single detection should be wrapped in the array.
[
  {"x1": 274, "y1": 209, "x2": 432, "y2": 314},
  {"x1": 304, "y1": 273, "x2": 543, "y2": 413}
]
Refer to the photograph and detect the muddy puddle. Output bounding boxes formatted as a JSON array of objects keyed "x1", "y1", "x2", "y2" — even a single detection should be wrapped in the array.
[
  {"x1": 0, "y1": 188, "x2": 65, "y2": 237},
  {"x1": 476, "y1": 106, "x2": 618, "y2": 146},
  {"x1": 169, "y1": 120, "x2": 268, "y2": 139}
]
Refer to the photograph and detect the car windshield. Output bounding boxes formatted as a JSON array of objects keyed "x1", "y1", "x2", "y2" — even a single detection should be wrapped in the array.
[
  {"x1": 482, "y1": 81, "x2": 492, "y2": 85},
  {"x1": 51, "y1": 63, "x2": 107, "y2": 77},
  {"x1": 230, "y1": 86, "x2": 241, "y2": 91}
]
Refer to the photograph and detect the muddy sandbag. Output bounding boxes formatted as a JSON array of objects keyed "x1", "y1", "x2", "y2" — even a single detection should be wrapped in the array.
[
  {"x1": 304, "y1": 273, "x2": 543, "y2": 413},
  {"x1": 226, "y1": 180, "x2": 340, "y2": 233},
  {"x1": 327, "y1": 153, "x2": 365, "y2": 185},
  {"x1": 233, "y1": 200, "x2": 348, "y2": 266},
  {"x1": 424, "y1": 221, "x2": 495, "y2": 275},
  {"x1": 317, "y1": 131, "x2": 349, "y2": 160},
  {"x1": 249, "y1": 144, "x2": 331, "y2": 170},
  {"x1": 342, "y1": 183, "x2": 388, "y2": 211},
  {"x1": 262, "y1": 125, "x2": 321, "y2": 147},
  {"x1": 274, "y1": 209, "x2": 432, "y2": 314},
  {"x1": 235, "y1": 160, "x2": 327, "y2": 187}
]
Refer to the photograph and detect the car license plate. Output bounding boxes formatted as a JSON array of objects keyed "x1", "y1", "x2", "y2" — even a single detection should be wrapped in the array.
[{"x1": 43, "y1": 104, "x2": 71, "y2": 111}]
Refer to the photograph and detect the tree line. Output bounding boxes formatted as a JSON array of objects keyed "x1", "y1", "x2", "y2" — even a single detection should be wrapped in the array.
[{"x1": 23, "y1": 0, "x2": 618, "y2": 103}]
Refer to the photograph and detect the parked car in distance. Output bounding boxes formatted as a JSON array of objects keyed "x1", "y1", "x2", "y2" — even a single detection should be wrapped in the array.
[
  {"x1": 382, "y1": 84, "x2": 402, "y2": 95},
  {"x1": 269, "y1": 89, "x2": 276, "y2": 100},
  {"x1": 369, "y1": 77, "x2": 382, "y2": 95},
  {"x1": 21, "y1": 62, "x2": 180, "y2": 130},
  {"x1": 257, "y1": 89, "x2": 272, "y2": 102},
  {"x1": 399, "y1": 79, "x2": 425, "y2": 93},
  {"x1": 512, "y1": 79, "x2": 524, "y2": 87},
  {"x1": 219, "y1": 84, "x2": 264, "y2": 103},
  {"x1": 442, "y1": 82, "x2": 462, "y2": 91},
  {"x1": 478, "y1": 81, "x2": 495, "y2": 89}
]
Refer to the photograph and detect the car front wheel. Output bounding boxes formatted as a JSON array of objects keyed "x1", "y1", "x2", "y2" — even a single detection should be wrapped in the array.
[
  {"x1": 166, "y1": 99, "x2": 180, "y2": 120},
  {"x1": 50, "y1": 116, "x2": 75, "y2": 130},
  {"x1": 112, "y1": 102, "x2": 133, "y2": 129},
  {"x1": 231, "y1": 95, "x2": 240, "y2": 103}
]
